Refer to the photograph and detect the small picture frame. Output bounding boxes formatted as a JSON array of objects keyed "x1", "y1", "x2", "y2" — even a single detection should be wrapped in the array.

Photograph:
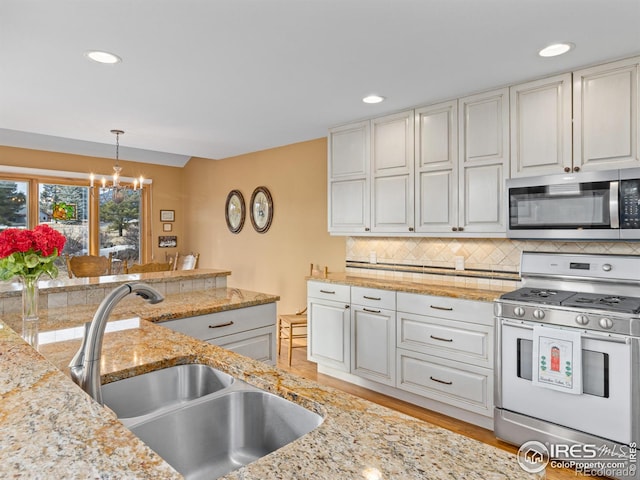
[
  {"x1": 158, "y1": 235, "x2": 177, "y2": 248},
  {"x1": 160, "y1": 209, "x2": 175, "y2": 222},
  {"x1": 163, "y1": 223, "x2": 173, "y2": 232}
]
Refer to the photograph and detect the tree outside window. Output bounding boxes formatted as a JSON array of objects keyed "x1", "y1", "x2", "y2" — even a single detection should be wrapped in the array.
[{"x1": 0, "y1": 180, "x2": 27, "y2": 230}]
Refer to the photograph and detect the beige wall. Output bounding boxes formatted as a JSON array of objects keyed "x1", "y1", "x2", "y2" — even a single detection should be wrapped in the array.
[
  {"x1": 0, "y1": 145, "x2": 184, "y2": 262},
  {"x1": 183, "y1": 138, "x2": 346, "y2": 314}
]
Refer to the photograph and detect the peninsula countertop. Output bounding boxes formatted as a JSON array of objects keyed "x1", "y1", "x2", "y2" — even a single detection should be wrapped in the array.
[{"x1": 0, "y1": 287, "x2": 534, "y2": 479}]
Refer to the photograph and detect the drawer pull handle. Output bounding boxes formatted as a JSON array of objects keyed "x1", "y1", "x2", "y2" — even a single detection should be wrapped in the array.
[
  {"x1": 209, "y1": 321, "x2": 234, "y2": 329},
  {"x1": 430, "y1": 376, "x2": 453, "y2": 385},
  {"x1": 430, "y1": 335, "x2": 453, "y2": 342},
  {"x1": 320, "y1": 289, "x2": 336, "y2": 294},
  {"x1": 430, "y1": 305, "x2": 453, "y2": 311},
  {"x1": 363, "y1": 308, "x2": 381, "y2": 313},
  {"x1": 363, "y1": 296, "x2": 381, "y2": 301}
]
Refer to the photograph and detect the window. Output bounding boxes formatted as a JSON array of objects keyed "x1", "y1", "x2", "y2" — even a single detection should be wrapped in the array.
[
  {"x1": 0, "y1": 180, "x2": 28, "y2": 230},
  {"x1": 99, "y1": 188, "x2": 141, "y2": 273},
  {"x1": 1, "y1": 169, "x2": 150, "y2": 275}
]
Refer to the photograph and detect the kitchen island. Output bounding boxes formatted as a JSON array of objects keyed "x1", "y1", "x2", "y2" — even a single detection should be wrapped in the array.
[{"x1": 0, "y1": 281, "x2": 535, "y2": 479}]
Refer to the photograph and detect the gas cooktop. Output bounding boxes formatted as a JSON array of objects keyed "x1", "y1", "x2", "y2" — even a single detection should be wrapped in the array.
[{"x1": 500, "y1": 288, "x2": 640, "y2": 314}]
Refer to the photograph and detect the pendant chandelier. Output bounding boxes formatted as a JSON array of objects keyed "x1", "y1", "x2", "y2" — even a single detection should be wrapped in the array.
[{"x1": 90, "y1": 129, "x2": 144, "y2": 204}]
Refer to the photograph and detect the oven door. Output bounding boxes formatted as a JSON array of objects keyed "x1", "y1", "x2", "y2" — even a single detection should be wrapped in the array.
[{"x1": 499, "y1": 319, "x2": 633, "y2": 444}]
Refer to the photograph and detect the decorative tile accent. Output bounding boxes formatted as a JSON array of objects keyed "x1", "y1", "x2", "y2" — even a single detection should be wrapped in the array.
[{"x1": 347, "y1": 236, "x2": 640, "y2": 287}]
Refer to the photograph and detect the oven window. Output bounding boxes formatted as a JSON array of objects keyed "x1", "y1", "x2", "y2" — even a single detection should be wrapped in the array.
[{"x1": 516, "y1": 339, "x2": 609, "y2": 397}]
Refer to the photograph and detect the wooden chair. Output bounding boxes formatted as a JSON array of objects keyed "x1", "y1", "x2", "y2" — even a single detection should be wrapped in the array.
[
  {"x1": 277, "y1": 308, "x2": 308, "y2": 366},
  {"x1": 124, "y1": 261, "x2": 173, "y2": 274},
  {"x1": 65, "y1": 253, "x2": 113, "y2": 278},
  {"x1": 173, "y1": 252, "x2": 200, "y2": 271}
]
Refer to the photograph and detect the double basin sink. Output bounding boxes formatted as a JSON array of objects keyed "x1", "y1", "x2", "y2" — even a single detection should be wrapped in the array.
[{"x1": 101, "y1": 364, "x2": 323, "y2": 480}]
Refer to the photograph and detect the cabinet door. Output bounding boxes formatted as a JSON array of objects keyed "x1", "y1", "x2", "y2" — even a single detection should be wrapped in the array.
[
  {"x1": 414, "y1": 100, "x2": 458, "y2": 233},
  {"x1": 351, "y1": 306, "x2": 396, "y2": 386},
  {"x1": 458, "y1": 88, "x2": 509, "y2": 234},
  {"x1": 328, "y1": 121, "x2": 371, "y2": 233},
  {"x1": 510, "y1": 73, "x2": 573, "y2": 177},
  {"x1": 307, "y1": 297, "x2": 351, "y2": 371},
  {"x1": 573, "y1": 57, "x2": 640, "y2": 171},
  {"x1": 371, "y1": 111, "x2": 414, "y2": 233}
]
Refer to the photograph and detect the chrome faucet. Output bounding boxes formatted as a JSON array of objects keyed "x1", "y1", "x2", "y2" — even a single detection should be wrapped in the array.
[{"x1": 69, "y1": 283, "x2": 164, "y2": 404}]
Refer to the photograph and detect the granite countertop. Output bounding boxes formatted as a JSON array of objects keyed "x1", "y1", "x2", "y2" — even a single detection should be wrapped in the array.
[
  {"x1": 0, "y1": 287, "x2": 279, "y2": 336},
  {"x1": 308, "y1": 272, "x2": 516, "y2": 302},
  {"x1": 0, "y1": 287, "x2": 534, "y2": 479}
]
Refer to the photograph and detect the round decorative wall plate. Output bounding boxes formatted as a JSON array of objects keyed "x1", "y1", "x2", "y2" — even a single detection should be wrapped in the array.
[
  {"x1": 225, "y1": 190, "x2": 245, "y2": 233},
  {"x1": 250, "y1": 186, "x2": 273, "y2": 233}
]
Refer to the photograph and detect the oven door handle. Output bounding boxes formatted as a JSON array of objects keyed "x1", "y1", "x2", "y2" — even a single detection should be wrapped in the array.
[{"x1": 500, "y1": 319, "x2": 631, "y2": 344}]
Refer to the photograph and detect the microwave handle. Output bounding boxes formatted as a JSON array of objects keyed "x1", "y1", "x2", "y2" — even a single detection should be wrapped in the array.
[{"x1": 610, "y1": 181, "x2": 619, "y2": 229}]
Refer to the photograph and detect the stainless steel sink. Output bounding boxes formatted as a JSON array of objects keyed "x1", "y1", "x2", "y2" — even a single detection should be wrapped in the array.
[
  {"x1": 129, "y1": 389, "x2": 323, "y2": 480},
  {"x1": 102, "y1": 364, "x2": 234, "y2": 419}
]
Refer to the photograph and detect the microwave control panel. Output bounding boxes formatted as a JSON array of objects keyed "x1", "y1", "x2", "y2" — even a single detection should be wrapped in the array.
[{"x1": 620, "y1": 179, "x2": 640, "y2": 229}]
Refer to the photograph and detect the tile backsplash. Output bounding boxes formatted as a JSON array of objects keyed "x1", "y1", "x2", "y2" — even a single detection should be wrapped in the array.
[{"x1": 346, "y1": 237, "x2": 640, "y2": 274}]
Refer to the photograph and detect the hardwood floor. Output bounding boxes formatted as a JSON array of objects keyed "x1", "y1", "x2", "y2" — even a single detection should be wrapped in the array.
[{"x1": 276, "y1": 344, "x2": 606, "y2": 480}]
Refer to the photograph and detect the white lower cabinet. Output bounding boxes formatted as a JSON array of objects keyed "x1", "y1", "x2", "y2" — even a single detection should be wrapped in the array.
[
  {"x1": 307, "y1": 282, "x2": 351, "y2": 371},
  {"x1": 160, "y1": 303, "x2": 277, "y2": 365},
  {"x1": 396, "y1": 350, "x2": 492, "y2": 417},
  {"x1": 351, "y1": 287, "x2": 396, "y2": 386},
  {"x1": 307, "y1": 281, "x2": 495, "y2": 428}
]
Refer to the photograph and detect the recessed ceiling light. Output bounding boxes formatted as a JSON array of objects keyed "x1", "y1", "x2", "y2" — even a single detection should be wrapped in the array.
[
  {"x1": 538, "y1": 43, "x2": 574, "y2": 58},
  {"x1": 85, "y1": 50, "x2": 122, "y2": 64},
  {"x1": 362, "y1": 95, "x2": 385, "y2": 104}
]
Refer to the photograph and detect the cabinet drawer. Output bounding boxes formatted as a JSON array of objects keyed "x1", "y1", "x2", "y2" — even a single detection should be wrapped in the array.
[
  {"x1": 351, "y1": 286, "x2": 396, "y2": 310},
  {"x1": 160, "y1": 303, "x2": 276, "y2": 341},
  {"x1": 397, "y1": 312, "x2": 493, "y2": 367},
  {"x1": 208, "y1": 325, "x2": 276, "y2": 365},
  {"x1": 397, "y1": 291, "x2": 494, "y2": 326},
  {"x1": 397, "y1": 349, "x2": 493, "y2": 417},
  {"x1": 307, "y1": 281, "x2": 350, "y2": 303}
]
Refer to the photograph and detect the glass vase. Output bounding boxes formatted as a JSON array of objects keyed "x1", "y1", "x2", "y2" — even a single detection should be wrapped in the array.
[{"x1": 21, "y1": 276, "x2": 40, "y2": 349}]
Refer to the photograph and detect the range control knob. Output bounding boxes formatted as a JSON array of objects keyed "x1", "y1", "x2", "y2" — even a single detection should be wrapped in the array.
[
  {"x1": 602, "y1": 263, "x2": 612, "y2": 272},
  {"x1": 513, "y1": 307, "x2": 526, "y2": 317},
  {"x1": 599, "y1": 317, "x2": 614, "y2": 330},
  {"x1": 533, "y1": 309, "x2": 546, "y2": 320},
  {"x1": 575, "y1": 314, "x2": 589, "y2": 326}
]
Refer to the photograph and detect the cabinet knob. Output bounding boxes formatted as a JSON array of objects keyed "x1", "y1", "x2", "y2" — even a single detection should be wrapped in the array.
[
  {"x1": 573, "y1": 166, "x2": 580, "y2": 172},
  {"x1": 451, "y1": 227, "x2": 458, "y2": 232},
  {"x1": 458, "y1": 227, "x2": 464, "y2": 232},
  {"x1": 564, "y1": 167, "x2": 571, "y2": 172},
  {"x1": 408, "y1": 227, "x2": 414, "y2": 232},
  {"x1": 364, "y1": 227, "x2": 370, "y2": 232}
]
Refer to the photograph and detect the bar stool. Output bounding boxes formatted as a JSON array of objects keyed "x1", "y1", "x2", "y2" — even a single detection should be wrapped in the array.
[{"x1": 277, "y1": 310, "x2": 307, "y2": 366}]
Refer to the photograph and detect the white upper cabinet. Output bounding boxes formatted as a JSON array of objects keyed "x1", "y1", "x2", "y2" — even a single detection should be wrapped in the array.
[
  {"x1": 328, "y1": 121, "x2": 371, "y2": 233},
  {"x1": 327, "y1": 55, "x2": 640, "y2": 237},
  {"x1": 414, "y1": 100, "x2": 458, "y2": 233},
  {"x1": 573, "y1": 57, "x2": 640, "y2": 171},
  {"x1": 371, "y1": 110, "x2": 415, "y2": 233},
  {"x1": 510, "y1": 73, "x2": 573, "y2": 177},
  {"x1": 414, "y1": 89, "x2": 509, "y2": 236},
  {"x1": 457, "y1": 88, "x2": 509, "y2": 234}
]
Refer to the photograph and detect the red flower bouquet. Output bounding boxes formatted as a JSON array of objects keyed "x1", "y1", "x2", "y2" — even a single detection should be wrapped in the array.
[{"x1": 0, "y1": 225, "x2": 67, "y2": 281}]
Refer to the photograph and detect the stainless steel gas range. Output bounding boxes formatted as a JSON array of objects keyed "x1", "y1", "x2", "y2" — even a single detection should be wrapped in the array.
[{"x1": 494, "y1": 252, "x2": 639, "y2": 480}]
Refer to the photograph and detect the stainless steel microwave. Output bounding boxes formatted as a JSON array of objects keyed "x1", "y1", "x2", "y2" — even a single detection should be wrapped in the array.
[{"x1": 506, "y1": 168, "x2": 640, "y2": 240}]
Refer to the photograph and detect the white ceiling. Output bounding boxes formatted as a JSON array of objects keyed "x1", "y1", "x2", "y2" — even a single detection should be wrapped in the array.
[{"x1": 1, "y1": 0, "x2": 639, "y2": 167}]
